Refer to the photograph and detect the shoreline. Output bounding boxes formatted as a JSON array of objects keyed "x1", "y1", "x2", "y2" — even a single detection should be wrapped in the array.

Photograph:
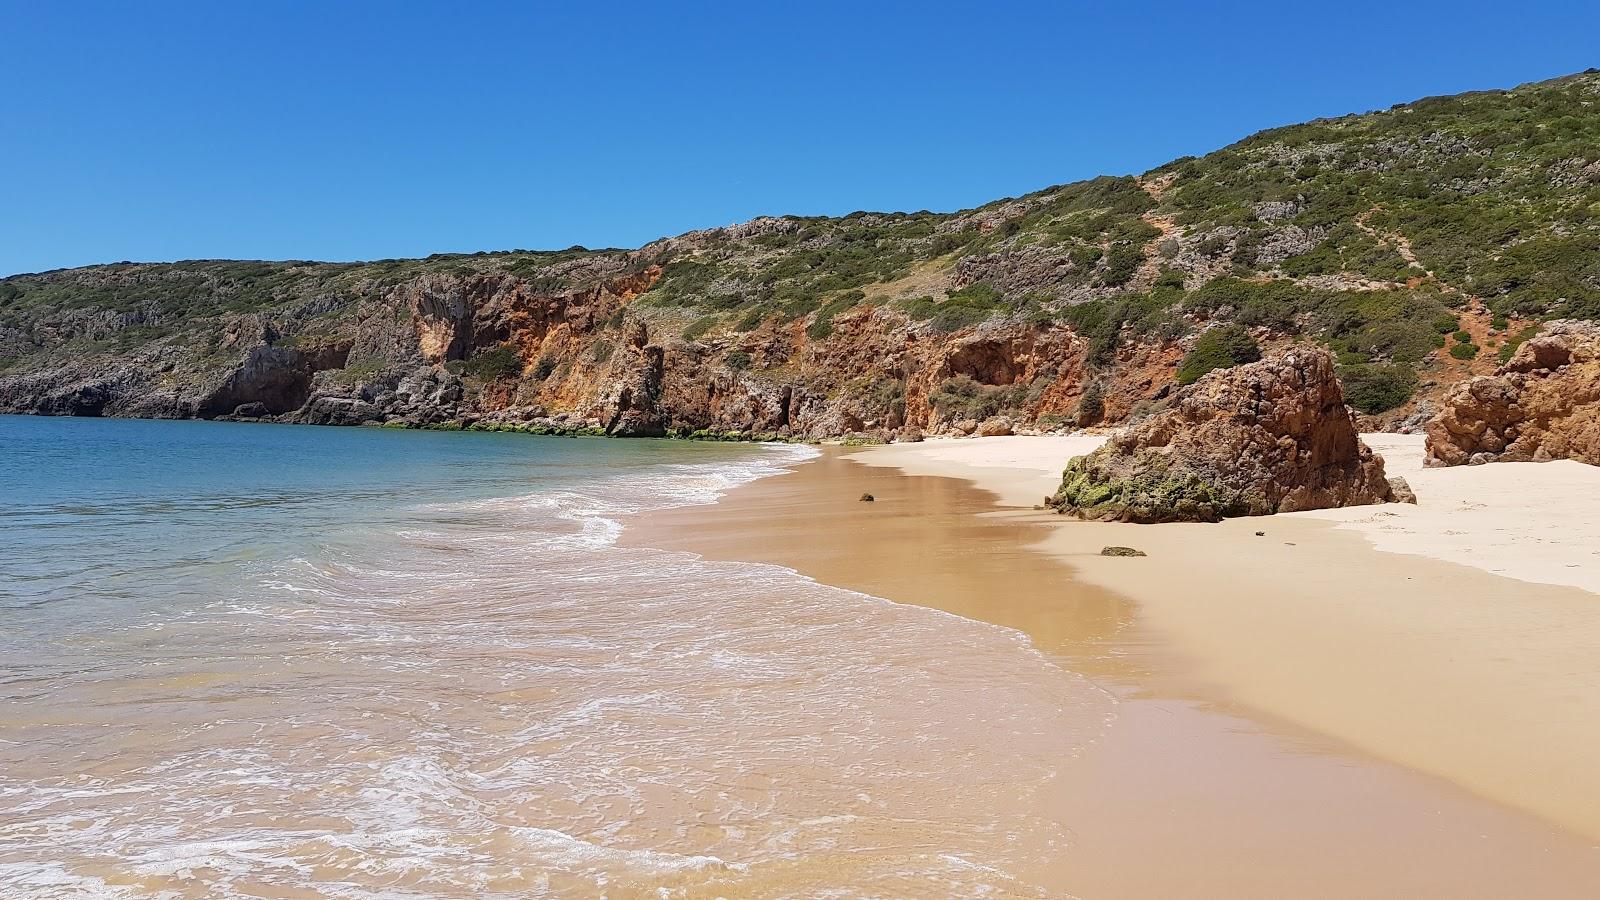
[
  {"x1": 624, "y1": 443, "x2": 1600, "y2": 896},
  {"x1": 852, "y1": 435, "x2": 1600, "y2": 842}
]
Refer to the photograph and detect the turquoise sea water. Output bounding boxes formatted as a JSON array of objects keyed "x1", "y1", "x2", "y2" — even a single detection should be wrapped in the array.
[
  {"x1": 1, "y1": 416, "x2": 767, "y2": 632},
  {"x1": 0, "y1": 415, "x2": 1102, "y2": 897}
]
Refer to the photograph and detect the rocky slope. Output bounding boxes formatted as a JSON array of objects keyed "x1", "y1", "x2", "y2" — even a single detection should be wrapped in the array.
[
  {"x1": 3, "y1": 71, "x2": 1599, "y2": 439},
  {"x1": 1047, "y1": 347, "x2": 1399, "y2": 522},
  {"x1": 1425, "y1": 320, "x2": 1600, "y2": 465}
]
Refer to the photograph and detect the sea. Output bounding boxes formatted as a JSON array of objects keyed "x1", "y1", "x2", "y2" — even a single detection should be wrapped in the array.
[{"x1": 0, "y1": 415, "x2": 1108, "y2": 897}]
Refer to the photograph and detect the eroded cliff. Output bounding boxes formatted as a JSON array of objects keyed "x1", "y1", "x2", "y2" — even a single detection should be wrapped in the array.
[{"x1": 3, "y1": 71, "x2": 1599, "y2": 440}]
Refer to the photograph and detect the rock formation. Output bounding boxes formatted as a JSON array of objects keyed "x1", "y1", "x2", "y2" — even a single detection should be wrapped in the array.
[
  {"x1": 1048, "y1": 346, "x2": 1396, "y2": 522},
  {"x1": 3, "y1": 72, "x2": 1598, "y2": 439},
  {"x1": 1425, "y1": 321, "x2": 1600, "y2": 466}
]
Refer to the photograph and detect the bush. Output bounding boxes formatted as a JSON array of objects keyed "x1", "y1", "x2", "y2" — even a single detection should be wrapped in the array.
[
  {"x1": 1498, "y1": 324, "x2": 1540, "y2": 362},
  {"x1": 683, "y1": 316, "x2": 718, "y2": 341},
  {"x1": 1449, "y1": 341, "x2": 1480, "y2": 360},
  {"x1": 1076, "y1": 380, "x2": 1105, "y2": 425},
  {"x1": 1100, "y1": 244, "x2": 1144, "y2": 287},
  {"x1": 929, "y1": 374, "x2": 1032, "y2": 421},
  {"x1": 725, "y1": 349, "x2": 751, "y2": 370},
  {"x1": 806, "y1": 290, "x2": 864, "y2": 341},
  {"x1": 1176, "y1": 324, "x2": 1261, "y2": 384},
  {"x1": 1061, "y1": 293, "x2": 1185, "y2": 366},
  {"x1": 898, "y1": 282, "x2": 1008, "y2": 333},
  {"x1": 1451, "y1": 329, "x2": 1472, "y2": 343},
  {"x1": 731, "y1": 308, "x2": 767, "y2": 332},
  {"x1": 1339, "y1": 363, "x2": 1417, "y2": 413},
  {"x1": 460, "y1": 344, "x2": 523, "y2": 381}
]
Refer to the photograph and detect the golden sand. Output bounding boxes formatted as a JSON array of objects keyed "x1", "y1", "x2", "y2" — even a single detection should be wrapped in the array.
[
  {"x1": 627, "y1": 447, "x2": 1600, "y2": 897},
  {"x1": 860, "y1": 435, "x2": 1600, "y2": 845}
]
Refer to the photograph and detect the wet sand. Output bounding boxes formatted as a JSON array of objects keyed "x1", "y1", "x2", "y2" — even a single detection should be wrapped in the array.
[
  {"x1": 859, "y1": 435, "x2": 1600, "y2": 846},
  {"x1": 626, "y1": 449, "x2": 1600, "y2": 897}
]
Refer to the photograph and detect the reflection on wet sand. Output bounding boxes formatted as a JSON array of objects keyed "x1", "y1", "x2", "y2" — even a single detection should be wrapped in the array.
[{"x1": 629, "y1": 450, "x2": 1600, "y2": 898}]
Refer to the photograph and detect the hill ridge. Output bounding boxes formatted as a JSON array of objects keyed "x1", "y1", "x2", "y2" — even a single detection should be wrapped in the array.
[{"x1": 3, "y1": 69, "x2": 1597, "y2": 438}]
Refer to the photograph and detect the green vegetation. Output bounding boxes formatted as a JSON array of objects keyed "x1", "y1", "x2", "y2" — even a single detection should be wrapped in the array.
[
  {"x1": 929, "y1": 375, "x2": 1034, "y2": 421},
  {"x1": 1050, "y1": 458, "x2": 1248, "y2": 523},
  {"x1": 1499, "y1": 323, "x2": 1541, "y2": 362},
  {"x1": 1278, "y1": 225, "x2": 1414, "y2": 281},
  {"x1": 898, "y1": 282, "x2": 1006, "y2": 332},
  {"x1": 1160, "y1": 71, "x2": 1600, "y2": 321},
  {"x1": 1076, "y1": 380, "x2": 1105, "y2": 425},
  {"x1": 1059, "y1": 288, "x2": 1187, "y2": 365},
  {"x1": 1176, "y1": 323, "x2": 1261, "y2": 384},
  {"x1": 683, "y1": 315, "x2": 719, "y2": 341},
  {"x1": 458, "y1": 344, "x2": 523, "y2": 381},
  {"x1": 1183, "y1": 275, "x2": 1468, "y2": 365},
  {"x1": 5, "y1": 70, "x2": 1600, "y2": 414},
  {"x1": 334, "y1": 356, "x2": 391, "y2": 385},
  {"x1": 1339, "y1": 363, "x2": 1418, "y2": 413},
  {"x1": 806, "y1": 290, "x2": 865, "y2": 340},
  {"x1": 0, "y1": 248, "x2": 610, "y2": 328}
]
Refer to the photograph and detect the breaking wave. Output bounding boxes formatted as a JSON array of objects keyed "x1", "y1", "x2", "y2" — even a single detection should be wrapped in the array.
[{"x1": 0, "y1": 428, "x2": 1112, "y2": 897}]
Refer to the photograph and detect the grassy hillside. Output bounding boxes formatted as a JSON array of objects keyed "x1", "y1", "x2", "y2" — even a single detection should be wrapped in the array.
[{"x1": 4, "y1": 70, "x2": 1598, "y2": 419}]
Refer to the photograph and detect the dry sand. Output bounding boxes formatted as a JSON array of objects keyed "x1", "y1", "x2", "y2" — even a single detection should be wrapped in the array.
[
  {"x1": 1308, "y1": 433, "x2": 1600, "y2": 593},
  {"x1": 855, "y1": 434, "x2": 1600, "y2": 845},
  {"x1": 628, "y1": 443, "x2": 1600, "y2": 897}
]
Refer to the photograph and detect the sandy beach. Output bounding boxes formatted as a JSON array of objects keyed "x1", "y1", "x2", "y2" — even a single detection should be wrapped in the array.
[
  {"x1": 857, "y1": 434, "x2": 1600, "y2": 842},
  {"x1": 628, "y1": 439, "x2": 1600, "y2": 897}
]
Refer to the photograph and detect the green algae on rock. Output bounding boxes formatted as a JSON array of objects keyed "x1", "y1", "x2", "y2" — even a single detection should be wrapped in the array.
[{"x1": 1048, "y1": 346, "x2": 1400, "y2": 523}]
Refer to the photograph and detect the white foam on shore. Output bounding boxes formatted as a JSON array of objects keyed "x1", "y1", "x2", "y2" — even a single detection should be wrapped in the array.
[{"x1": 0, "y1": 439, "x2": 1110, "y2": 897}]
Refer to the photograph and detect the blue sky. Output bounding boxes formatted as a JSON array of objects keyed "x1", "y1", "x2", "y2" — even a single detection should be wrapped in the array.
[{"x1": 3, "y1": 1, "x2": 1597, "y2": 276}]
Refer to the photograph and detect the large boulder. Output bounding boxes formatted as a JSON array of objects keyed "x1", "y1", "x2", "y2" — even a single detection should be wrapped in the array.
[
  {"x1": 1047, "y1": 346, "x2": 1394, "y2": 522},
  {"x1": 1425, "y1": 321, "x2": 1600, "y2": 466},
  {"x1": 977, "y1": 415, "x2": 1014, "y2": 436}
]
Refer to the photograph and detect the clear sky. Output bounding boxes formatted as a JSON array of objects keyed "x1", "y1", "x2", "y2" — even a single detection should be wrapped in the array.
[{"x1": 3, "y1": 1, "x2": 1596, "y2": 276}]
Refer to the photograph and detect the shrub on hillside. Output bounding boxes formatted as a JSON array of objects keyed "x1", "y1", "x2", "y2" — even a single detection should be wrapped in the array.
[
  {"x1": 1100, "y1": 245, "x2": 1144, "y2": 287},
  {"x1": 930, "y1": 374, "x2": 1034, "y2": 422},
  {"x1": 1076, "y1": 380, "x2": 1105, "y2": 425},
  {"x1": 899, "y1": 282, "x2": 1008, "y2": 333},
  {"x1": 1338, "y1": 362, "x2": 1417, "y2": 413},
  {"x1": 1176, "y1": 324, "x2": 1261, "y2": 385},
  {"x1": 683, "y1": 316, "x2": 718, "y2": 341},
  {"x1": 1498, "y1": 324, "x2": 1540, "y2": 362},
  {"x1": 460, "y1": 344, "x2": 523, "y2": 381}
]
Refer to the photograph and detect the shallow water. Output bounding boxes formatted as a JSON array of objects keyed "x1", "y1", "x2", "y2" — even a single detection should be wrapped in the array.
[{"x1": 0, "y1": 417, "x2": 1112, "y2": 897}]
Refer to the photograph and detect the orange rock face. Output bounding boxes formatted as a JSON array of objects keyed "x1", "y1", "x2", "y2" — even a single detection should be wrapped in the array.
[
  {"x1": 1425, "y1": 321, "x2": 1600, "y2": 466},
  {"x1": 1049, "y1": 346, "x2": 1397, "y2": 522}
]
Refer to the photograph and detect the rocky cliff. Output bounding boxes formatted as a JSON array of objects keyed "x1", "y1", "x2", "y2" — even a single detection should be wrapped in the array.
[
  {"x1": 1047, "y1": 347, "x2": 1398, "y2": 522},
  {"x1": 3, "y1": 71, "x2": 1599, "y2": 439},
  {"x1": 1425, "y1": 320, "x2": 1600, "y2": 465}
]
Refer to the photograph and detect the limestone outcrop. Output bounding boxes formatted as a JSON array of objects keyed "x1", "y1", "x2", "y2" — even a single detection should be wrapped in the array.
[
  {"x1": 1425, "y1": 321, "x2": 1600, "y2": 466},
  {"x1": 1048, "y1": 346, "x2": 1396, "y2": 522}
]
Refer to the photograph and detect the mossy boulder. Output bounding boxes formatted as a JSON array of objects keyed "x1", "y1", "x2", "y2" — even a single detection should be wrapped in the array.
[
  {"x1": 1048, "y1": 347, "x2": 1395, "y2": 523},
  {"x1": 1054, "y1": 460, "x2": 1252, "y2": 523}
]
